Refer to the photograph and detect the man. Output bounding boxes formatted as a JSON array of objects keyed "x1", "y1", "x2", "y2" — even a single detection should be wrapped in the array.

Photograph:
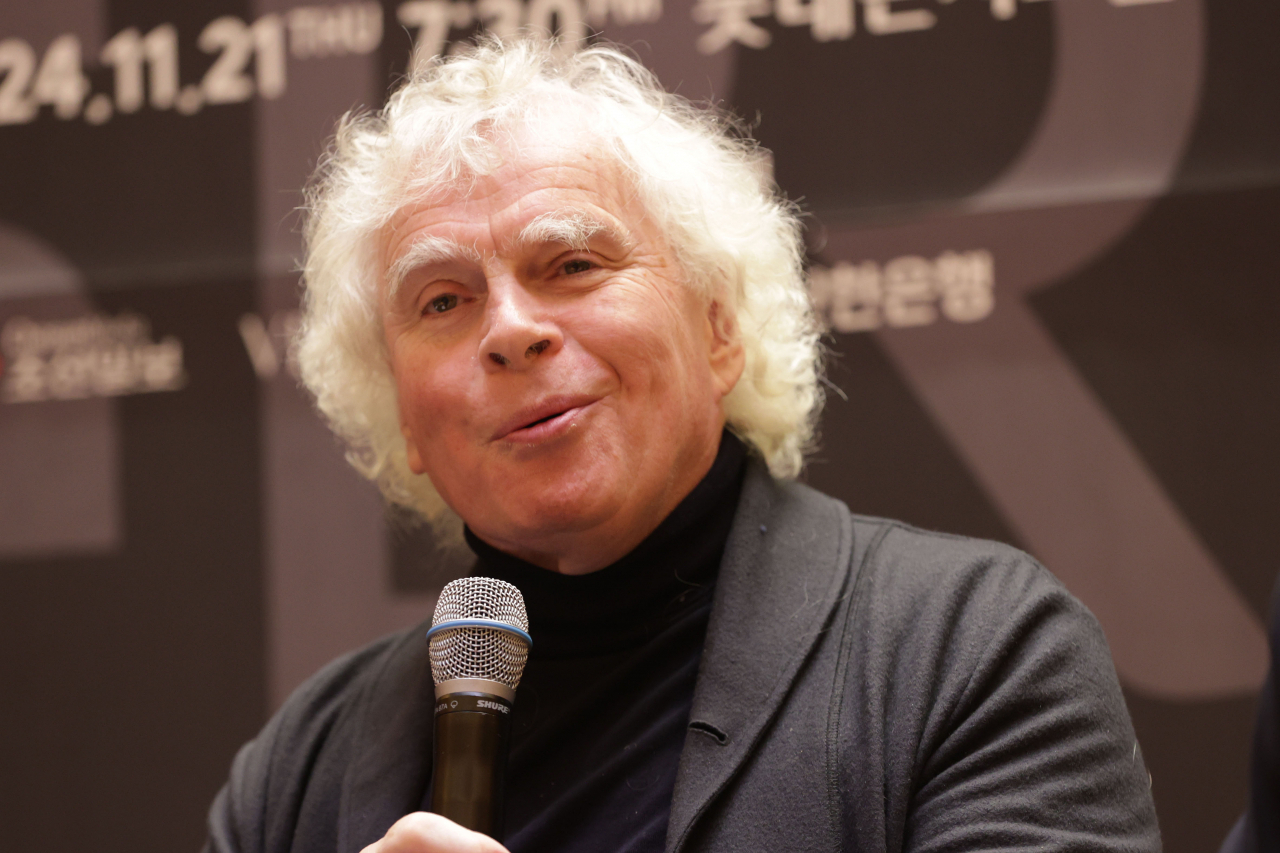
[{"x1": 206, "y1": 38, "x2": 1160, "y2": 853}]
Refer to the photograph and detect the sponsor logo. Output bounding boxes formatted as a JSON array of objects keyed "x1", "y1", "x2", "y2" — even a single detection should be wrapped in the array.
[
  {"x1": 0, "y1": 312, "x2": 185, "y2": 403},
  {"x1": 809, "y1": 249, "x2": 994, "y2": 333}
]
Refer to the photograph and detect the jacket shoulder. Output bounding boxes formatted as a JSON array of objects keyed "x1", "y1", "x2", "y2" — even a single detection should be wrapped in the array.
[
  {"x1": 205, "y1": 624, "x2": 424, "y2": 853},
  {"x1": 847, "y1": 513, "x2": 1071, "y2": 622},
  {"x1": 838, "y1": 512, "x2": 1103, "y2": 724},
  {"x1": 761, "y1": 476, "x2": 1068, "y2": 631},
  {"x1": 826, "y1": 514, "x2": 1160, "y2": 851}
]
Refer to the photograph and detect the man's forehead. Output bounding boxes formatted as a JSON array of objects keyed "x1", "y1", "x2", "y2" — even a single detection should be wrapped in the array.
[
  {"x1": 386, "y1": 146, "x2": 641, "y2": 253},
  {"x1": 379, "y1": 109, "x2": 657, "y2": 281},
  {"x1": 386, "y1": 188, "x2": 635, "y2": 257},
  {"x1": 382, "y1": 203, "x2": 636, "y2": 298},
  {"x1": 391, "y1": 207, "x2": 626, "y2": 267},
  {"x1": 381, "y1": 161, "x2": 645, "y2": 299}
]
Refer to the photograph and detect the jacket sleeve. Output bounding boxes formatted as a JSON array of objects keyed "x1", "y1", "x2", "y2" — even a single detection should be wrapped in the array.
[
  {"x1": 204, "y1": 728, "x2": 274, "y2": 853},
  {"x1": 843, "y1": 525, "x2": 1161, "y2": 852}
]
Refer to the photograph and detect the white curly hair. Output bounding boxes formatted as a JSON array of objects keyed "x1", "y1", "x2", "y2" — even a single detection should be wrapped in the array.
[{"x1": 296, "y1": 36, "x2": 824, "y2": 531}]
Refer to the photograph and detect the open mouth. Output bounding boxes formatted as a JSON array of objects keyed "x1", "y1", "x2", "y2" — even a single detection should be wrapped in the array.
[
  {"x1": 495, "y1": 397, "x2": 597, "y2": 442},
  {"x1": 520, "y1": 411, "x2": 565, "y2": 430}
]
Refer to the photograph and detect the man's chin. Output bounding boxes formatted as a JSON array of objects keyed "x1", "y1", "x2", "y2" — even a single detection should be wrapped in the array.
[
  {"x1": 504, "y1": 498, "x2": 614, "y2": 538},
  {"x1": 471, "y1": 487, "x2": 623, "y2": 551}
]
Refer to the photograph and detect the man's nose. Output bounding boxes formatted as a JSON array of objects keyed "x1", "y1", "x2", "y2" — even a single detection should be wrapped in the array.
[{"x1": 478, "y1": 278, "x2": 562, "y2": 371}]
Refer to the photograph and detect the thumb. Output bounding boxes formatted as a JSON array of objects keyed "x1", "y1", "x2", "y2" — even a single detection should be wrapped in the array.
[{"x1": 363, "y1": 812, "x2": 510, "y2": 853}]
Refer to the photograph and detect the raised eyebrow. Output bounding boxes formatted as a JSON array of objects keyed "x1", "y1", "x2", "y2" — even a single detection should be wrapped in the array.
[
  {"x1": 512, "y1": 211, "x2": 630, "y2": 254},
  {"x1": 385, "y1": 236, "x2": 483, "y2": 302}
]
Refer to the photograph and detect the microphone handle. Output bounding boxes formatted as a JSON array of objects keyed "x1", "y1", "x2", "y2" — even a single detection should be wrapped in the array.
[{"x1": 430, "y1": 690, "x2": 513, "y2": 838}]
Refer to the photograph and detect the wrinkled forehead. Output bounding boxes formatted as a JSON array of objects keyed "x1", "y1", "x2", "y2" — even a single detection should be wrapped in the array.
[{"x1": 379, "y1": 115, "x2": 659, "y2": 275}]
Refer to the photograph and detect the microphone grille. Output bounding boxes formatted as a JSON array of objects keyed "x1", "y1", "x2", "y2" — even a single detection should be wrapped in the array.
[{"x1": 429, "y1": 577, "x2": 530, "y2": 690}]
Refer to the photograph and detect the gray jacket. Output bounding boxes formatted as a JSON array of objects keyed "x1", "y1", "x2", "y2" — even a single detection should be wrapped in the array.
[{"x1": 206, "y1": 463, "x2": 1161, "y2": 852}]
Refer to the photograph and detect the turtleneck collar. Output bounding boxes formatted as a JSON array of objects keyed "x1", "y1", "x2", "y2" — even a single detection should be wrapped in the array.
[{"x1": 464, "y1": 430, "x2": 748, "y2": 658}]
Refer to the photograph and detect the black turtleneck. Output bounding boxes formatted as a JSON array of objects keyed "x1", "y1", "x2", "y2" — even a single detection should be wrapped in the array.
[{"x1": 448, "y1": 432, "x2": 747, "y2": 853}]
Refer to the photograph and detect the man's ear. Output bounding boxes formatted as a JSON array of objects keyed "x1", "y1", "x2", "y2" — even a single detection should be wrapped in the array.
[{"x1": 706, "y1": 298, "x2": 745, "y2": 398}]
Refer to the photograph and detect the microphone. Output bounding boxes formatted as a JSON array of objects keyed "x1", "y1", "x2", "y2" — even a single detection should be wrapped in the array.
[{"x1": 426, "y1": 577, "x2": 531, "y2": 839}]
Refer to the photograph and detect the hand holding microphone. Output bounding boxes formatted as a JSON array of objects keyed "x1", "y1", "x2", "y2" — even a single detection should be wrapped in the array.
[
  {"x1": 426, "y1": 577, "x2": 531, "y2": 836},
  {"x1": 361, "y1": 577, "x2": 529, "y2": 853}
]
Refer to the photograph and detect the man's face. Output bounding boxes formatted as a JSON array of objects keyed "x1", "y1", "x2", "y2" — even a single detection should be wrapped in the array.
[{"x1": 380, "y1": 127, "x2": 744, "y2": 573}]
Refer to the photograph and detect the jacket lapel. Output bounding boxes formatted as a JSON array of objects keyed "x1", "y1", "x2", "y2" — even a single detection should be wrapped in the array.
[{"x1": 665, "y1": 462, "x2": 854, "y2": 853}]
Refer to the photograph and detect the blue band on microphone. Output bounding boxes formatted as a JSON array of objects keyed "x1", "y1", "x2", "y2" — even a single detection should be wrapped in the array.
[{"x1": 426, "y1": 618, "x2": 532, "y2": 647}]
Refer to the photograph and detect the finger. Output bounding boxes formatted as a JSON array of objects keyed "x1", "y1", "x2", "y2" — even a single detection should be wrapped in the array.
[{"x1": 380, "y1": 812, "x2": 510, "y2": 853}]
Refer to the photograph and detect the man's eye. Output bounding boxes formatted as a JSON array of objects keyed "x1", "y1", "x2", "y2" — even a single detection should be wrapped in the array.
[
  {"x1": 424, "y1": 294, "x2": 458, "y2": 315},
  {"x1": 561, "y1": 259, "x2": 593, "y2": 275}
]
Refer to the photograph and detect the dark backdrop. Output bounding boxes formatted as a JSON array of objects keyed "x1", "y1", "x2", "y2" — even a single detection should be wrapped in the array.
[{"x1": 1, "y1": 1, "x2": 1275, "y2": 850}]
